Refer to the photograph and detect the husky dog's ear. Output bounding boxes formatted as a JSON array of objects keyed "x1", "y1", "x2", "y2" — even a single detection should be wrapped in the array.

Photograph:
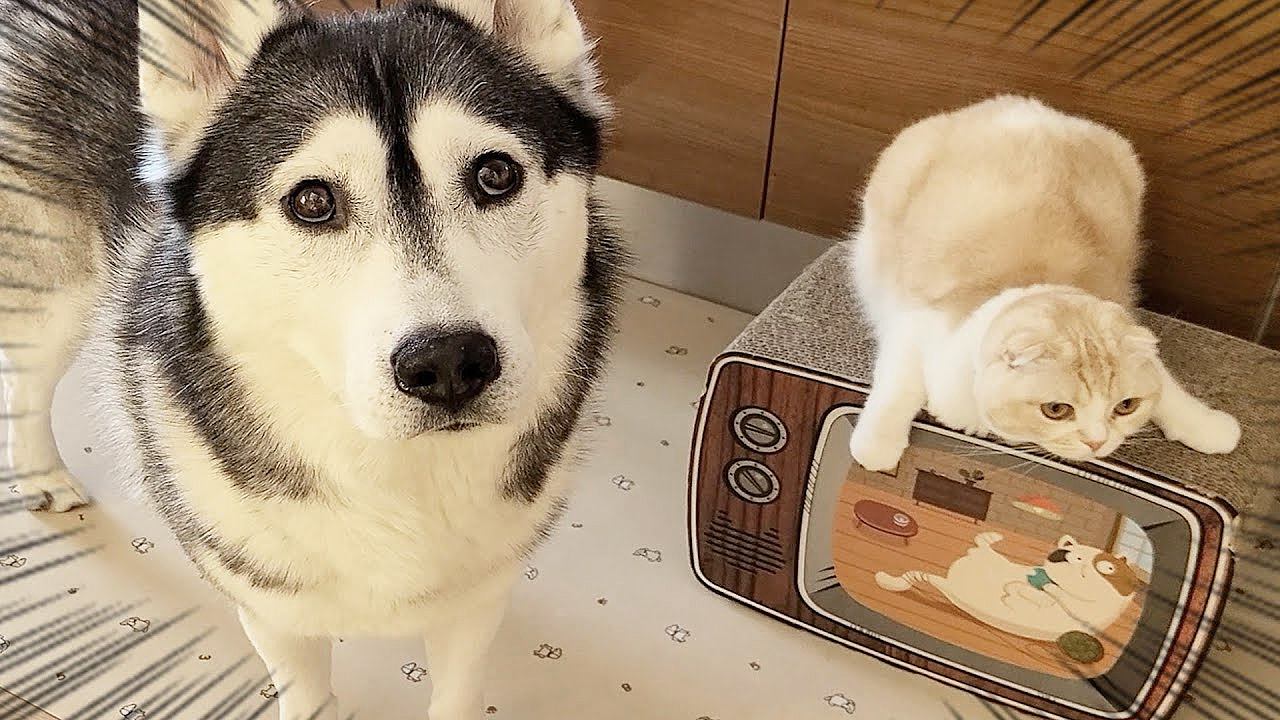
[
  {"x1": 138, "y1": 0, "x2": 282, "y2": 156},
  {"x1": 438, "y1": 0, "x2": 608, "y2": 118}
]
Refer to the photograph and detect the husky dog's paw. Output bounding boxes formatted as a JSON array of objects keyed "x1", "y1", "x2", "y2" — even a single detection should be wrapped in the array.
[
  {"x1": 16, "y1": 468, "x2": 89, "y2": 513},
  {"x1": 848, "y1": 424, "x2": 907, "y2": 473},
  {"x1": 1176, "y1": 409, "x2": 1242, "y2": 455}
]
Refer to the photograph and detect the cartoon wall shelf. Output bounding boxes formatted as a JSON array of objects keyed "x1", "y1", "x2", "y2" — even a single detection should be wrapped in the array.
[{"x1": 688, "y1": 244, "x2": 1279, "y2": 720}]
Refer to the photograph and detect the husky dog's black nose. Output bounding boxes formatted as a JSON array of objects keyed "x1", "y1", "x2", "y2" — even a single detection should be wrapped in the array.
[{"x1": 391, "y1": 331, "x2": 501, "y2": 411}]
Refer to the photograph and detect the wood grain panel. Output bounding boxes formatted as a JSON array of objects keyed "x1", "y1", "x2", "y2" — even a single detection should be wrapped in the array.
[
  {"x1": 765, "y1": 0, "x2": 1280, "y2": 340},
  {"x1": 576, "y1": 0, "x2": 787, "y2": 217}
]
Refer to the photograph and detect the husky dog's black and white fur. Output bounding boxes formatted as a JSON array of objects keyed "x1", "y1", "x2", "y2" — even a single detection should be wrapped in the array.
[{"x1": 0, "y1": 1, "x2": 626, "y2": 717}]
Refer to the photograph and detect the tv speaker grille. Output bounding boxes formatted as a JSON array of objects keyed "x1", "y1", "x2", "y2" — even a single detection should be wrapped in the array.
[{"x1": 705, "y1": 512, "x2": 786, "y2": 575}]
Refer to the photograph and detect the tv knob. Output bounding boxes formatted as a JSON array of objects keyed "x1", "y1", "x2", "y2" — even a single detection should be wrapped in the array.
[
  {"x1": 726, "y1": 460, "x2": 780, "y2": 504},
  {"x1": 732, "y1": 407, "x2": 788, "y2": 453}
]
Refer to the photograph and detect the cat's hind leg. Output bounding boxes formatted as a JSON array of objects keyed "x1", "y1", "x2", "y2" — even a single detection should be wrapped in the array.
[
  {"x1": 849, "y1": 325, "x2": 925, "y2": 472},
  {"x1": 875, "y1": 570, "x2": 945, "y2": 593},
  {"x1": 1151, "y1": 360, "x2": 1241, "y2": 455}
]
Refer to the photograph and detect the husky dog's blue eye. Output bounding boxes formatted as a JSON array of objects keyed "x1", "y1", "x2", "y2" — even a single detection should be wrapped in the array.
[
  {"x1": 286, "y1": 181, "x2": 336, "y2": 224},
  {"x1": 471, "y1": 153, "x2": 522, "y2": 203}
]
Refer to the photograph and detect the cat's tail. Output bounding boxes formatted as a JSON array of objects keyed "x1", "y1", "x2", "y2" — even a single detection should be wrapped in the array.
[{"x1": 875, "y1": 570, "x2": 942, "y2": 592}]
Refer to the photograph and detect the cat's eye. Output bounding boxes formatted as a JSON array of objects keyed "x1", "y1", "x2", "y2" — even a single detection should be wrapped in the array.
[
  {"x1": 1113, "y1": 398, "x2": 1142, "y2": 416},
  {"x1": 469, "y1": 152, "x2": 522, "y2": 204},
  {"x1": 1096, "y1": 560, "x2": 1117, "y2": 576},
  {"x1": 1040, "y1": 402, "x2": 1075, "y2": 421},
  {"x1": 286, "y1": 181, "x2": 336, "y2": 225}
]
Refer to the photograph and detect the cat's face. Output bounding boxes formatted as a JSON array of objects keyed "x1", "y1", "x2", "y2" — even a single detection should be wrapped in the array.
[{"x1": 976, "y1": 292, "x2": 1162, "y2": 461}]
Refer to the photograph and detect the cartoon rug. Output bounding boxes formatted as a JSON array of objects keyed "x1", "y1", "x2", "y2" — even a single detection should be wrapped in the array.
[{"x1": 1, "y1": 280, "x2": 1273, "y2": 719}]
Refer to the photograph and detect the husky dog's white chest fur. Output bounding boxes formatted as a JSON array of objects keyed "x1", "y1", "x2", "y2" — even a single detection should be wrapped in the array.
[{"x1": 153, "y1": 403, "x2": 569, "y2": 636}]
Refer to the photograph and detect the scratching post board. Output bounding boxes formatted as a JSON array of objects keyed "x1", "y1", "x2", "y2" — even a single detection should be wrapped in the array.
[
  {"x1": 690, "y1": 243, "x2": 1279, "y2": 720},
  {"x1": 729, "y1": 243, "x2": 1278, "y2": 517}
]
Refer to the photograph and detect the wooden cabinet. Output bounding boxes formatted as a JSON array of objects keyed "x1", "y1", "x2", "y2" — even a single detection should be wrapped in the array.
[
  {"x1": 575, "y1": 0, "x2": 788, "y2": 217},
  {"x1": 764, "y1": 0, "x2": 1280, "y2": 342}
]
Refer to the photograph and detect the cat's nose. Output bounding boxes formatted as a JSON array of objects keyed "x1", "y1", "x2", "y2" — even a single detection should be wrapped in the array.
[{"x1": 1083, "y1": 438, "x2": 1105, "y2": 452}]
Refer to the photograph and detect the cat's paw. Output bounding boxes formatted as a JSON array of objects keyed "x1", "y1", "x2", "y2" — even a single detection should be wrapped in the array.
[
  {"x1": 15, "y1": 468, "x2": 89, "y2": 513},
  {"x1": 1173, "y1": 409, "x2": 1242, "y2": 455},
  {"x1": 849, "y1": 424, "x2": 907, "y2": 473}
]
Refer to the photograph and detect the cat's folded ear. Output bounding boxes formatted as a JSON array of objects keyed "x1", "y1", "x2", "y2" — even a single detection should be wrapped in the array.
[
  {"x1": 1057, "y1": 535, "x2": 1078, "y2": 548},
  {"x1": 1123, "y1": 326, "x2": 1160, "y2": 359},
  {"x1": 999, "y1": 333, "x2": 1048, "y2": 369},
  {"x1": 1098, "y1": 301, "x2": 1160, "y2": 358}
]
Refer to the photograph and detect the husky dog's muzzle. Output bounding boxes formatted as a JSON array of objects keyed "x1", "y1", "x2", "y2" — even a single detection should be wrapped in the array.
[{"x1": 391, "y1": 328, "x2": 502, "y2": 419}]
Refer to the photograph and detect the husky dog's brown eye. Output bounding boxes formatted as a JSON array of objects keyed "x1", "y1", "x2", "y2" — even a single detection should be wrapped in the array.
[
  {"x1": 471, "y1": 153, "x2": 522, "y2": 202},
  {"x1": 1113, "y1": 398, "x2": 1142, "y2": 416},
  {"x1": 1040, "y1": 402, "x2": 1075, "y2": 420},
  {"x1": 287, "y1": 182, "x2": 335, "y2": 224}
]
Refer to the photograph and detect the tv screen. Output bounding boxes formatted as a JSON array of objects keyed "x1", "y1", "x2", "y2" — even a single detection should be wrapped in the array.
[{"x1": 800, "y1": 408, "x2": 1201, "y2": 717}]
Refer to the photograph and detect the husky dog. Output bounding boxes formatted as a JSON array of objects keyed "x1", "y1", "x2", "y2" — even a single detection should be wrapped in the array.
[
  {"x1": 0, "y1": 1, "x2": 625, "y2": 718},
  {"x1": 875, "y1": 533, "x2": 1143, "y2": 642}
]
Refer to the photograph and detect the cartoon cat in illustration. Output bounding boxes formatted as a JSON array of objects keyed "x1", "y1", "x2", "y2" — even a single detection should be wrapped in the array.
[{"x1": 875, "y1": 533, "x2": 1142, "y2": 641}]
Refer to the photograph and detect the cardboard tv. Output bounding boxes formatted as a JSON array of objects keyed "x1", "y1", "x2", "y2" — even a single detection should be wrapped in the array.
[{"x1": 688, "y1": 246, "x2": 1277, "y2": 720}]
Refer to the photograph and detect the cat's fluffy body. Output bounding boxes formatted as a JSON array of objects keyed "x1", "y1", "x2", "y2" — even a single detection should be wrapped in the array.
[{"x1": 849, "y1": 96, "x2": 1240, "y2": 471}]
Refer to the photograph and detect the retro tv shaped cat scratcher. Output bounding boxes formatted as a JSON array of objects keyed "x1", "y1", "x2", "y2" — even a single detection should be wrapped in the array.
[{"x1": 688, "y1": 245, "x2": 1279, "y2": 720}]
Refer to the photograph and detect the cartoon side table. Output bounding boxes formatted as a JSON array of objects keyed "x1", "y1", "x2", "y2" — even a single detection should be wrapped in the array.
[{"x1": 852, "y1": 500, "x2": 919, "y2": 545}]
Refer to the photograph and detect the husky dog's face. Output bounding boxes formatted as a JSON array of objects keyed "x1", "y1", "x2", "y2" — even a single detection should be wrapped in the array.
[{"x1": 140, "y1": 0, "x2": 610, "y2": 439}]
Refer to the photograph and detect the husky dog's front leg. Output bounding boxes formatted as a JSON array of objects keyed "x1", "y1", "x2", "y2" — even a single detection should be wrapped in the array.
[
  {"x1": 4, "y1": 292, "x2": 90, "y2": 512},
  {"x1": 424, "y1": 577, "x2": 514, "y2": 720},
  {"x1": 238, "y1": 608, "x2": 337, "y2": 720}
]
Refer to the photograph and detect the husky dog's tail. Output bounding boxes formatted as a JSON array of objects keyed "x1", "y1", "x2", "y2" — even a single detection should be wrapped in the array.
[{"x1": 0, "y1": 0, "x2": 144, "y2": 234}]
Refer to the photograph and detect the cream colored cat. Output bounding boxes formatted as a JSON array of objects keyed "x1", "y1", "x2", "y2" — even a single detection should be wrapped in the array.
[{"x1": 848, "y1": 95, "x2": 1241, "y2": 472}]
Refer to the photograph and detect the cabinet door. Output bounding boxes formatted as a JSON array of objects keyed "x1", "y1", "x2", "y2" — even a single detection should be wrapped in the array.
[
  {"x1": 765, "y1": 0, "x2": 1280, "y2": 341},
  {"x1": 576, "y1": 0, "x2": 788, "y2": 218}
]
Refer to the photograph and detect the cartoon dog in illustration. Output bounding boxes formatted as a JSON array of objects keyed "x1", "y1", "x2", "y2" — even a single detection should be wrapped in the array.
[{"x1": 875, "y1": 533, "x2": 1142, "y2": 641}]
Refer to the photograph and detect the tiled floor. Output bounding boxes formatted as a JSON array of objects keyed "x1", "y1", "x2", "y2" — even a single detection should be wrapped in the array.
[{"x1": 0, "y1": 280, "x2": 1275, "y2": 720}]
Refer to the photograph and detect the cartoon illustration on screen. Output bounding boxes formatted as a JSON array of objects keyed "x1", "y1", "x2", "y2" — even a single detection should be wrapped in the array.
[
  {"x1": 833, "y1": 438, "x2": 1152, "y2": 677},
  {"x1": 875, "y1": 532, "x2": 1143, "y2": 641}
]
